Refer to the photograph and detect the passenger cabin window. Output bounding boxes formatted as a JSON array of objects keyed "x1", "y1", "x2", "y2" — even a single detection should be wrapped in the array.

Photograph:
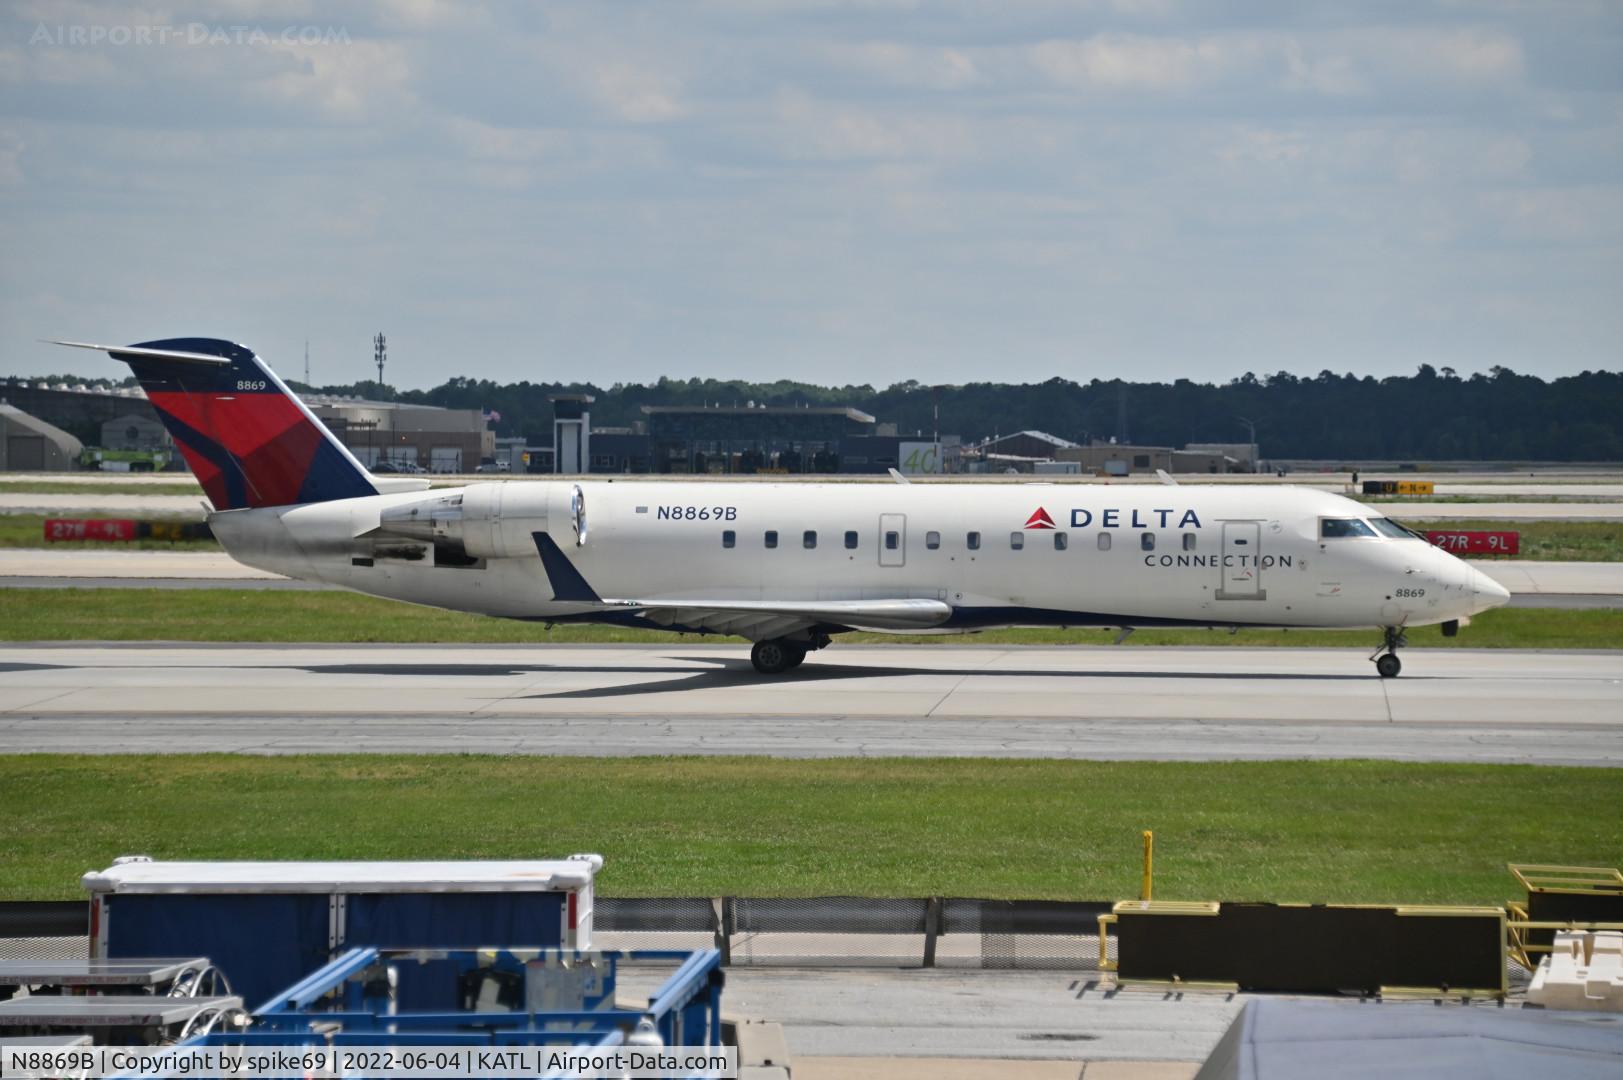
[
  {"x1": 765, "y1": 530, "x2": 779, "y2": 549},
  {"x1": 885, "y1": 531, "x2": 900, "y2": 550},
  {"x1": 1141, "y1": 532, "x2": 1155, "y2": 551},
  {"x1": 1370, "y1": 517, "x2": 1423, "y2": 540},
  {"x1": 1182, "y1": 532, "x2": 1197, "y2": 551},
  {"x1": 804, "y1": 530, "x2": 817, "y2": 549},
  {"x1": 1010, "y1": 532, "x2": 1025, "y2": 550},
  {"x1": 722, "y1": 530, "x2": 736, "y2": 549},
  {"x1": 1098, "y1": 533, "x2": 1111, "y2": 551},
  {"x1": 926, "y1": 531, "x2": 941, "y2": 550},
  {"x1": 845, "y1": 530, "x2": 858, "y2": 549},
  {"x1": 1321, "y1": 518, "x2": 1377, "y2": 539},
  {"x1": 1054, "y1": 532, "x2": 1068, "y2": 551},
  {"x1": 967, "y1": 531, "x2": 981, "y2": 550}
]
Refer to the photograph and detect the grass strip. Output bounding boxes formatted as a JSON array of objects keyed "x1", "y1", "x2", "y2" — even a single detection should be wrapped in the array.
[
  {"x1": 0, "y1": 481, "x2": 204, "y2": 497},
  {"x1": 1362, "y1": 495, "x2": 1620, "y2": 504},
  {"x1": 0, "y1": 588, "x2": 1617, "y2": 647},
  {"x1": 1420, "y1": 519, "x2": 1623, "y2": 561},
  {"x1": 0, "y1": 756, "x2": 1615, "y2": 905},
  {"x1": 0, "y1": 514, "x2": 216, "y2": 551}
]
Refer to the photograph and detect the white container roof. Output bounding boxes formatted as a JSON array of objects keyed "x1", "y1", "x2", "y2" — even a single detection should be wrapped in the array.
[{"x1": 82, "y1": 855, "x2": 603, "y2": 894}]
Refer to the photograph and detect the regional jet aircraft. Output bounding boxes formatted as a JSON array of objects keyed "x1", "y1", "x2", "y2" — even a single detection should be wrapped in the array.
[{"x1": 54, "y1": 338, "x2": 1511, "y2": 676}]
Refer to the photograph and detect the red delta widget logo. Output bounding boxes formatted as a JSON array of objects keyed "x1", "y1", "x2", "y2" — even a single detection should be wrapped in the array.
[
  {"x1": 1023, "y1": 507, "x2": 1056, "y2": 530},
  {"x1": 1023, "y1": 506, "x2": 1204, "y2": 530}
]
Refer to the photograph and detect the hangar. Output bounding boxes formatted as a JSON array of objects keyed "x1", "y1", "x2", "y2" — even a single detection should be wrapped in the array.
[
  {"x1": 307, "y1": 398, "x2": 495, "y2": 474},
  {"x1": 0, "y1": 401, "x2": 83, "y2": 471}
]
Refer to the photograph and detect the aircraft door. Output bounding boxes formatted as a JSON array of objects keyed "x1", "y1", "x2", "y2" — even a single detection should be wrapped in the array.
[
  {"x1": 1216, "y1": 520, "x2": 1266, "y2": 601},
  {"x1": 879, "y1": 513, "x2": 906, "y2": 568}
]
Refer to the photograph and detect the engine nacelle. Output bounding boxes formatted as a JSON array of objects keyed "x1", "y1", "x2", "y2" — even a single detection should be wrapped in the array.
[{"x1": 376, "y1": 482, "x2": 550, "y2": 560}]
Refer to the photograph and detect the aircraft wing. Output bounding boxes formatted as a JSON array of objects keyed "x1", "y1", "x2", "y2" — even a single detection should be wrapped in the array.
[{"x1": 599, "y1": 597, "x2": 953, "y2": 639}]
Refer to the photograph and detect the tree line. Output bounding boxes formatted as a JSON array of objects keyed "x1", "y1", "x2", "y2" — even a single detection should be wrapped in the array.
[
  {"x1": 18, "y1": 364, "x2": 1621, "y2": 461},
  {"x1": 316, "y1": 365, "x2": 1621, "y2": 462}
]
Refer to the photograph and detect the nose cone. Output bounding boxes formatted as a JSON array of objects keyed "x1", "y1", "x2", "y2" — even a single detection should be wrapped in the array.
[{"x1": 1472, "y1": 568, "x2": 1512, "y2": 611}]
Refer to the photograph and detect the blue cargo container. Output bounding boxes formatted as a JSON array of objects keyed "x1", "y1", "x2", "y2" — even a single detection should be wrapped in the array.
[{"x1": 83, "y1": 856, "x2": 601, "y2": 1011}]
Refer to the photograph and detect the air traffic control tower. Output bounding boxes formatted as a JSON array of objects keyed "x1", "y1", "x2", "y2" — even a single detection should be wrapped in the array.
[{"x1": 550, "y1": 393, "x2": 594, "y2": 474}]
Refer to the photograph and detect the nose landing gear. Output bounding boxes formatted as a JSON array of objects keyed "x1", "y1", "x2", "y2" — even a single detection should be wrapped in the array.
[{"x1": 1371, "y1": 627, "x2": 1406, "y2": 678}]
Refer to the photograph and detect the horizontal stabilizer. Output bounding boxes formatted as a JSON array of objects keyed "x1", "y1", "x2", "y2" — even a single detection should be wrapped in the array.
[
  {"x1": 371, "y1": 477, "x2": 433, "y2": 494},
  {"x1": 47, "y1": 339, "x2": 233, "y2": 366}
]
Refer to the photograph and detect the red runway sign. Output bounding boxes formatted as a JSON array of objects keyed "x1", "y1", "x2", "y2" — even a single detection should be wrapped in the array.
[
  {"x1": 1425, "y1": 530, "x2": 1519, "y2": 556},
  {"x1": 43, "y1": 518, "x2": 137, "y2": 542}
]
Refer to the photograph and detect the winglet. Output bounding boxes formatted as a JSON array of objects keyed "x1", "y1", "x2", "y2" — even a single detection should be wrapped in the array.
[
  {"x1": 1156, "y1": 469, "x2": 1178, "y2": 486},
  {"x1": 888, "y1": 468, "x2": 911, "y2": 485},
  {"x1": 533, "y1": 531, "x2": 601, "y2": 603}
]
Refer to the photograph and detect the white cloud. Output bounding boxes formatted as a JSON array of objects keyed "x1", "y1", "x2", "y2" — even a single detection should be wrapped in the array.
[
  {"x1": 773, "y1": 90, "x2": 974, "y2": 160},
  {"x1": 253, "y1": 38, "x2": 416, "y2": 120},
  {"x1": 1029, "y1": 33, "x2": 1263, "y2": 91},
  {"x1": 822, "y1": 41, "x2": 984, "y2": 90},
  {"x1": 0, "y1": 129, "x2": 23, "y2": 186},
  {"x1": 1480, "y1": 186, "x2": 1623, "y2": 242},
  {"x1": 589, "y1": 62, "x2": 685, "y2": 123},
  {"x1": 1420, "y1": 27, "x2": 1525, "y2": 81},
  {"x1": 1, "y1": 2, "x2": 1618, "y2": 384}
]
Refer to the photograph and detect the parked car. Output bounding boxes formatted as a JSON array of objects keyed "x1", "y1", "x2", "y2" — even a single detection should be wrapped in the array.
[{"x1": 475, "y1": 461, "x2": 511, "y2": 474}]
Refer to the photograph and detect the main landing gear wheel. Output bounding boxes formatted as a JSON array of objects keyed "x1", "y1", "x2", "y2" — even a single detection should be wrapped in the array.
[
  {"x1": 751, "y1": 639, "x2": 806, "y2": 675},
  {"x1": 1371, "y1": 627, "x2": 1406, "y2": 678}
]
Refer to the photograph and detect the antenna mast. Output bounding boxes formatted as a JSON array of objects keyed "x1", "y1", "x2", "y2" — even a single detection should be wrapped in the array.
[
  {"x1": 373, "y1": 333, "x2": 386, "y2": 390},
  {"x1": 304, "y1": 340, "x2": 310, "y2": 386}
]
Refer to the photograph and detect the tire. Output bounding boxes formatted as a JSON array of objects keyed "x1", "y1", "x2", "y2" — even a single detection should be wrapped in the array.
[
  {"x1": 750, "y1": 639, "x2": 804, "y2": 675},
  {"x1": 1375, "y1": 653, "x2": 1402, "y2": 679}
]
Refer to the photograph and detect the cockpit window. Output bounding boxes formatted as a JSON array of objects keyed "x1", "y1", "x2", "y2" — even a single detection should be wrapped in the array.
[
  {"x1": 1369, "y1": 517, "x2": 1425, "y2": 540},
  {"x1": 1321, "y1": 518, "x2": 1377, "y2": 539}
]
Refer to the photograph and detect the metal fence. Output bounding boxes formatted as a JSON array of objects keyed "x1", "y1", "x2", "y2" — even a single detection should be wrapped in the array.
[
  {"x1": 595, "y1": 897, "x2": 1113, "y2": 969},
  {"x1": 1, "y1": 898, "x2": 1113, "y2": 971}
]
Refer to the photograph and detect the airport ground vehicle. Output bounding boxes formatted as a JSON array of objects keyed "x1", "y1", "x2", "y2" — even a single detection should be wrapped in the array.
[
  {"x1": 52, "y1": 338, "x2": 1510, "y2": 676},
  {"x1": 78, "y1": 446, "x2": 171, "y2": 472}
]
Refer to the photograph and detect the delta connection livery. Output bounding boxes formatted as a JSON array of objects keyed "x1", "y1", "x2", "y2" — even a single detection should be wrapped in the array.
[{"x1": 55, "y1": 338, "x2": 1511, "y2": 676}]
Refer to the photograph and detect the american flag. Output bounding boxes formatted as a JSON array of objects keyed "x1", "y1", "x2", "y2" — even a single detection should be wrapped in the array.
[{"x1": 482, "y1": 408, "x2": 502, "y2": 424}]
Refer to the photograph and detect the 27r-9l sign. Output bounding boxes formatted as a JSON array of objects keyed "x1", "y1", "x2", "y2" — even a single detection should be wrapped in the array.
[{"x1": 1425, "y1": 530, "x2": 1519, "y2": 556}]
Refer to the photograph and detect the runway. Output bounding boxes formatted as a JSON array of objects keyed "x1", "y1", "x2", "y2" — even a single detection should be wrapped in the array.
[{"x1": 2, "y1": 644, "x2": 1619, "y2": 764}]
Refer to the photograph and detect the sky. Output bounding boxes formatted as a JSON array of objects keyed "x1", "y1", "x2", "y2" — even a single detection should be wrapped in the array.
[{"x1": 2, "y1": 1, "x2": 1621, "y2": 391}]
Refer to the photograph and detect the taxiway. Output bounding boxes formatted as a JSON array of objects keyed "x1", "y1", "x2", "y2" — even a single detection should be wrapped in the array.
[{"x1": 2, "y1": 644, "x2": 1618, "y2": 764}]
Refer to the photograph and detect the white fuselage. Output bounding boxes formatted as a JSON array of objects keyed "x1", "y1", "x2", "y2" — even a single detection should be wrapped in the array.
[{"x1": 208, "y1": 480, "x2": 1508, "y2": 638}]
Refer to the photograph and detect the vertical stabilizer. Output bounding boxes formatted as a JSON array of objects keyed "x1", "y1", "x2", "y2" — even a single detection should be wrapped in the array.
[{"x1": 51, "y1": 337, "x2": 378, "y2": 511}]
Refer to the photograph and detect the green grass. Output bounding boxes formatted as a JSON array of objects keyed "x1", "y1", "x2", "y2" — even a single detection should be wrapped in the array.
[
  {"x1": 1364, "y1": 494, "x2": 1619, "y2": 504},
  {"x1": 0, "y1": 480, "x2": 203, "y2": 496},
  {"x1": 0, "y1": 588, "x2": 1617, "y2": 647},
  {"x1": 0, "y1": 514, "x2": 216, "y2": 551},
  {"x1": 0, "y1": 757, "x2": 1615, "y2": 904}
]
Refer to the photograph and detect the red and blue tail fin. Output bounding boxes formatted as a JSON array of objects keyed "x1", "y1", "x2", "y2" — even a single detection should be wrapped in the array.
[{"x1": 51, "y1": 338, "x2": 378, "y2": 511}]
